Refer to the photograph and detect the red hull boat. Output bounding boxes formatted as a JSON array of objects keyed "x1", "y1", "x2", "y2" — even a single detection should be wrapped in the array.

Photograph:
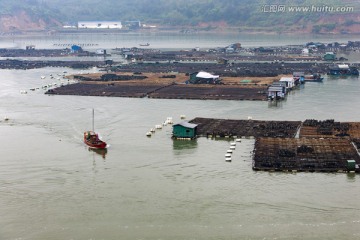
[
  {"x1": 84, "y1": 131, "x2": 107, "y2": 149},
  {"x1": 84, "y1": 109, "x2": 107, "y2": 149}
]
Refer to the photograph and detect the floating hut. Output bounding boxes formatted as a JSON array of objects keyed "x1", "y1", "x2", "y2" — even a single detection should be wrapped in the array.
[
  {"x1": 279, "y1": 77, "x2": 296, "y2": 90},
  {"x1": 172, "y1": 121, "x2": 198, "y2": 139},
  {"x1": 267, "y1": 81, "x2": 287, "y2": 100}
]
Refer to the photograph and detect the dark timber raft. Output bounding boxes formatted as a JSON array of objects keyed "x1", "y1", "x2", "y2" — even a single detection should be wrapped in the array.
[
  {"x1": 46, "y1": 82, "x2": 268, "y2": 100},
  {"x1": 253, "y1": 138, "x2": 360, "y2": 172},
  {"x1": 189, "y1": 117, "x2": 302, "y2": 138},
  {"x1": 185, "y1": 118, "x2": 360, "y2": 173}
]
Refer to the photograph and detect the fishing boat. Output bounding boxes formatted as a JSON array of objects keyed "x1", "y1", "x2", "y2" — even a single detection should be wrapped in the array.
[
  {"x1": 139, "y1": 43, "x2": 150, "y2": 46},
  {"x1": 84, "y1": 109, "x2": 107, "y2": 149},
  {"x1": 304, "y1": 73, "x2": 323, "y2": 82}
]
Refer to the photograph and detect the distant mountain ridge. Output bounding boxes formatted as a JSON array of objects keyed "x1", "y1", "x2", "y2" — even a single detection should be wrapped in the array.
[{"x1": 0, "y1": 0, "x2": 359, "y2": 34}]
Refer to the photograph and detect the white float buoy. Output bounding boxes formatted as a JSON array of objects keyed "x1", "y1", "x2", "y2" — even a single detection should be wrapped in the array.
[
  {"x1": 180, "y1": 114, "x2": 186, "y2": 119},
  {"x1": 230, "y1": 142, "x2": 236, "y2": 146},
  {"x1": 166, "y1": 117, "x2": 173, "y2": 124},
  {"x1": 4, "y1": 116, "x2": 9, "y2": 121},
  {"x1": 146, "y1": 132, "x2": 152, "y2": 137},
  {"x1": 150, "y1": 128, "x2": 156, "y2": 133},
  {"x1": 236, "y1": 138, "x2": 241, "y2": 142},
  {"x1": 230, "y1": 146, "x2": 236, "y2": 150},
  {"x1": 225, "y1": 153, "x2": 232, "y2": 157},
  {"x1": 225, "y1": 157, "x2": 232, "y2": 162},
  {"x1": 227, "y1": 150, "x2": 233, "y2": 153}
]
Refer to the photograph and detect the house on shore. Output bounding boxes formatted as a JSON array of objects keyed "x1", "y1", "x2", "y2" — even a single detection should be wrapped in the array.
[{"x1": 78, "y1": 21, "x2": 122, "y2": 29}]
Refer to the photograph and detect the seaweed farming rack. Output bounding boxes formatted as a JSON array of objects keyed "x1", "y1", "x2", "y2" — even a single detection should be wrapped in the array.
[{"x1": 186, "y1": 118, "x2": 360, "y2": 173}]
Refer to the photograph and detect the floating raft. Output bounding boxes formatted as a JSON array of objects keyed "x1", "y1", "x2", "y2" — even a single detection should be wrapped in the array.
[
  {"x1": 253, "y1": 138, "x2": 360, "y2": 172},
  {"x1": 300, "y1": 119, "x2": 360, "y2": 139},
  {"x1": 46, "y1": 82, "x2": 167, "y2": 98},
  {"x1": 189, "y1": 117, "x2": 302, "y2": 138},
  {"x1": 148, "y1": 85, "x2": 267, "y2": 101},
  {"x1": 46, "y1": 82, "x2": 268, "y2": 100}
]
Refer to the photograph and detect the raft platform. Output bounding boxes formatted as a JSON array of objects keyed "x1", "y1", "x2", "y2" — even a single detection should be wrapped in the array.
[
  {"x1": 186, "y1": 117, "x2": 360, "y2": 173},
  {"x1": 46, "y1": 82, "x2": 268, "y2": 100},
  {"x1": 189, "y1": 117, "x2": 301, "y2": 138},
  {"x1": 253, "y1": 138, "x2": 360, "y2": 172}
]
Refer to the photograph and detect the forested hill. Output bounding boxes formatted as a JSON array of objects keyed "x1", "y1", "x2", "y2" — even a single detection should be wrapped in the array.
[{"x1": 0, "y1": 0, "x2": 359, "y2": 33}]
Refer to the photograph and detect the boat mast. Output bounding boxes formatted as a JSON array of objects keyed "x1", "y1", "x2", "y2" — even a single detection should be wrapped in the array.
[{"x1": 92, "y1": 108, "x2": 95, "y2": 132}]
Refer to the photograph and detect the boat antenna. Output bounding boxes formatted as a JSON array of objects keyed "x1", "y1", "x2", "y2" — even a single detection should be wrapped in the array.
[{"x1": 92, "y1": 108, "x2": 95, "y2": 132}]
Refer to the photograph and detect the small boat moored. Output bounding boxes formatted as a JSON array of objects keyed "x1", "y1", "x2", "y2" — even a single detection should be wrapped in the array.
[{"x1": 304, "y1": 73, "x2": 323, "y2": 82}]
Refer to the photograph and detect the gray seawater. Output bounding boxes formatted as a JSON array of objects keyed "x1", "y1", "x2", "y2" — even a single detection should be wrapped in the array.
[
  {"x1": 2, "y1": 32, "x2": 360, "y2": 49},
  {"x1": 0, "y1": 34, "x2": 360, "y2": 239}
]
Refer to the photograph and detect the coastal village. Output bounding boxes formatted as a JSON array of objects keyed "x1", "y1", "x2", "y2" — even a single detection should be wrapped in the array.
[
  {"x1": 2, "y1": 39, "x2": 360, "y2": 174},
  {"x1": 3, "y1": 3, "x2": 360, "y2": 239}
]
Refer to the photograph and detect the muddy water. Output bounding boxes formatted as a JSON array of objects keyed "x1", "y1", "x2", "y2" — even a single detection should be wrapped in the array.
[{"x1": 0, "y1": 34, "x2": 360, "y2": 239}]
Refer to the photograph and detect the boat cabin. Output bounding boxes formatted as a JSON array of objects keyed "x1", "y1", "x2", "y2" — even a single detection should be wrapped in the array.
[{"x1": 293, "y1": 72, "x2": 305, "y2": 84}]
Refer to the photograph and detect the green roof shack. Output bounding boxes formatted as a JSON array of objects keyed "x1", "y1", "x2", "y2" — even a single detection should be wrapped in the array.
[
  {"x1": 172, "y1": 121, "x2": 198, "y2": 139},
  {"x1": 323, "y1": 52, "x2": 336, "y2": 61}
]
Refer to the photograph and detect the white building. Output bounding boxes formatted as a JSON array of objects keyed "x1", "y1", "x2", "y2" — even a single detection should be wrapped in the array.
[
  {"x1": 302, "y1": 48, "x2": 309, "y2": 56},
  {"x1": 78, "y1": 21, "x2": 122, "y2": 29},
  {"x1": 279, "y1": 77, "x2": 295, "y2": 89}
]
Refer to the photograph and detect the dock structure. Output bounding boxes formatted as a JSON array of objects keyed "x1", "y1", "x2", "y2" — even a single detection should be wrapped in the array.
[
  {"x1": 253, "y1": 138, "x2": 360, "y2": 172},
  {"x1": 189, "y1": 117, "x2": 301, "y2": 138}
]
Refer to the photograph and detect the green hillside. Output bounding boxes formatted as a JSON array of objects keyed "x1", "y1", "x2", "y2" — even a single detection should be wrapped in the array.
[{"x1": 0, "y1": 0, "x2": 359, "y2": 33}]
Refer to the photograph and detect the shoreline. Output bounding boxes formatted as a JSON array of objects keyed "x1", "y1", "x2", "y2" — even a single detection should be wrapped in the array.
[{"x1": 2, "y1": 27, "x2": 360, "y2": 38}]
